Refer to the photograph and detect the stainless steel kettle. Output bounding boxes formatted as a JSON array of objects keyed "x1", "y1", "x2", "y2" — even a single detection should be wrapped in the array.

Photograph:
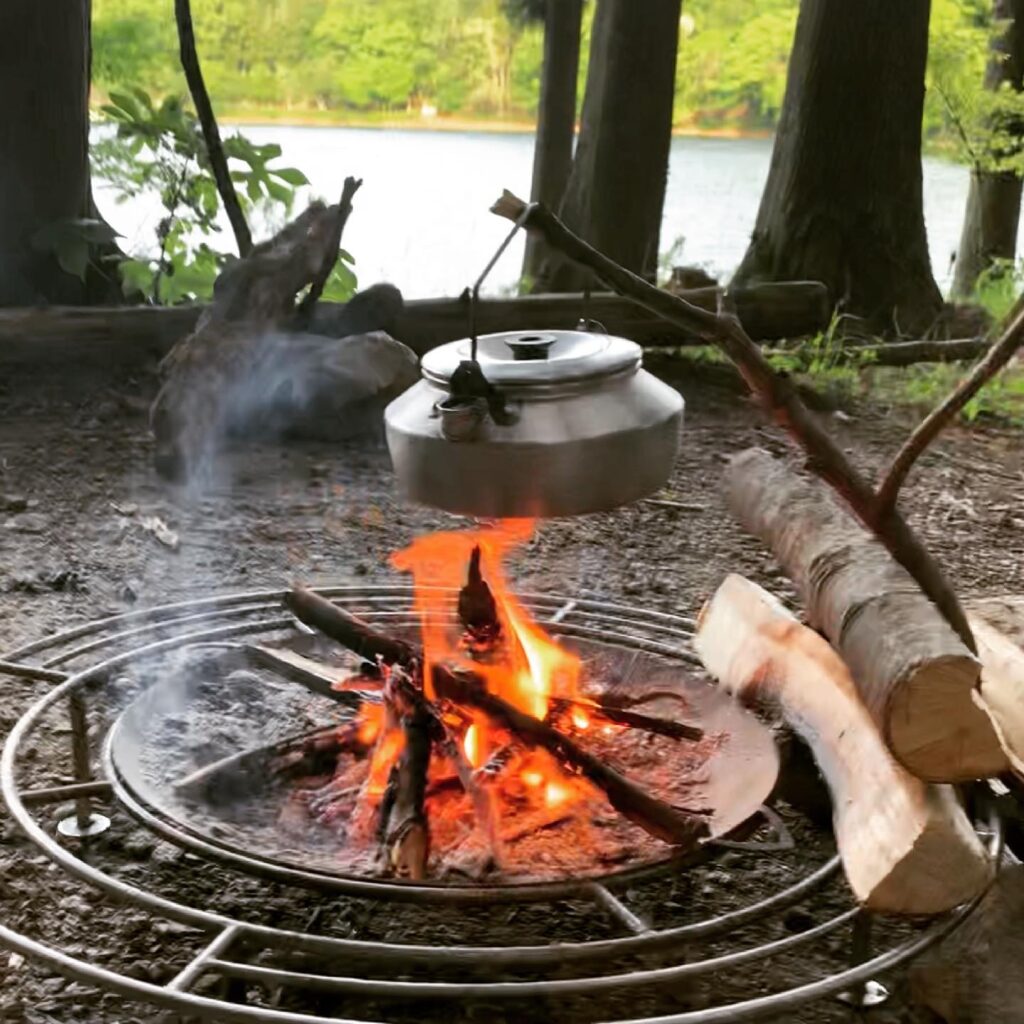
[{"x1": 384, "y1": 328, "x2": 684, "y2": 518}]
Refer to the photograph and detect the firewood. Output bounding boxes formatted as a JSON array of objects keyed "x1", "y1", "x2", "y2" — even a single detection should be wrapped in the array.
[
  {"x1": 379, "y1": 674, "x2": 432, "y2": 880},
  {"x1": 283, "y1": 587, "x2": 418, "y2": 669},
  {"x1": 968, "y1": 613, "x2": 1024, "y2": 775},
  {"x1": 288, "y1": 583, "x2": 704, "y2": 743},
  {"x1": 431, "y1": 664, "x2": 710, "y2": 848},
  {"x1": 695, "y1": 575, "x2": 993, "y2": 915},
  {"x1": 723, "y1": 447, "x2": 1006, "y2": 783},
  {"x1": 245, "y1": 644, "x2": 378, "y2": 706}
]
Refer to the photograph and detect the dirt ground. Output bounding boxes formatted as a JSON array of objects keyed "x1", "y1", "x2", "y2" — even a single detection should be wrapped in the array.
[{"x1": 0, "y1": 345, "x2": 1021, "y2": 1024}]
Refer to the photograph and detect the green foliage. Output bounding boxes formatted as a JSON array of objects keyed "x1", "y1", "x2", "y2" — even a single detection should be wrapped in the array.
[
  {"x1": 93, "y1": 86, "x2": 316, "y2": 303},
  {"x1": 91, "y1": 0, "x2": 1001, "y2": 148},
  {"x1": 972, "y1": 257, "x2": 1024, "y2": 318},
  {"x1": 926, "y1": 0, "x2": 1024, "y2": 171},
  {"x1": 30, "y1": 218, "x2": 121, "y2": 281}
]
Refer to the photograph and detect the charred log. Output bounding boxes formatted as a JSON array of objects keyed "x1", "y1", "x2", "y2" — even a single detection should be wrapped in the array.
[{"x1": 432, "y1": 664, "x2": 710, "y2": 848}]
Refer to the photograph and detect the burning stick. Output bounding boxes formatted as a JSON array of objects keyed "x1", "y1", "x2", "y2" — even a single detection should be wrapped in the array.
[
  {"x1": 432, "y1": 665, "x2": 710, "y2": 848},
  {"x1": 547, "y1": 697, "x2": 703, "y2": 742},
  {"x1": 378, "y1": 670, "x2": 432, "y2": 880},
  {"x1": 283, "y1": 586, "x2": 418, "y2": 669},
  {"x1": 284, "y1": 584, "x2": 704, "y2": 743},
  {"x1": 458, "y1": 545, "x2": 501, "y2": 646}
]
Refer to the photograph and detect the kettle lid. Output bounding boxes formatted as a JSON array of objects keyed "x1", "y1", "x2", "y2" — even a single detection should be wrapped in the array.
[{"x1": 421, "y1": 330, "x2": 641, "y2": 388}]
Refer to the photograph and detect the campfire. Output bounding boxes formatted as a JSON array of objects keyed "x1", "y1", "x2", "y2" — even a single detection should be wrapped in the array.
[{"x1": 178, "y1": 521, "x2": 720, "y2": 883}]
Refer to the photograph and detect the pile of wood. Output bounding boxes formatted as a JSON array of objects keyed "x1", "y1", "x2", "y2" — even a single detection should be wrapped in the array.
[
  {"x1": 693, "y1": 448, "x2": 1024, "y2": 917},
  {"x1": 274, "y1": 565, "x2": 711, "y2": 880}
]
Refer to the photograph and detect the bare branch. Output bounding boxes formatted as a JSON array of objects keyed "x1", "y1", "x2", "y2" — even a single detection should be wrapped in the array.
[{"x1": 174, "y1": 0, "x2": 253, "y2": 257}]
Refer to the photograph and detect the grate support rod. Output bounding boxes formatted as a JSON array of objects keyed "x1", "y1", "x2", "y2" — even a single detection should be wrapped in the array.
[
  {"x1": 587, "y1": 883, "x2": 651, "y2": 935},
  {"x1": 168, "y1": 925, "x2": 244, "y2": 993},
  {"x1": 0, "y1": 660, "x2": 68, "y2": 683}
]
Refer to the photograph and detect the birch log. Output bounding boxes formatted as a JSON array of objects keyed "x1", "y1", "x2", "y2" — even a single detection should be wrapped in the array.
[
  {"x1": 696, "y1": 575, "x2": 992, "y2": 914},
  {"x1": 724, "y1": 448, "x2": 1006, "y2": 782}
]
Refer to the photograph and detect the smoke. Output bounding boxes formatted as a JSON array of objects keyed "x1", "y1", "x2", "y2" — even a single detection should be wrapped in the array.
[{"x1": 152, "y1": 328, "x2": 419, "y2": 494}]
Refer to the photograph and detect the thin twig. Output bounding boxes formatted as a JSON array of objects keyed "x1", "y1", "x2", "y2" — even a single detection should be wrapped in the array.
[
  {"x1": 174, "y1": 0, "x2": 252, "y2": 257},
  {"x1": 875, "y1": 295, "x2": 1024, "y2": 518},
  {"x1": 489, "y1": 190, "x2": 976, "y2": 651},
  {"x1": 296, "y1": 176, "x2": 362, "y2": 323}
]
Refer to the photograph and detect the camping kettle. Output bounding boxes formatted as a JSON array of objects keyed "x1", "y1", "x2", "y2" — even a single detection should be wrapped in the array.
[{"x1": 384, "y1": 328, "x2": 684, "y2": 518}]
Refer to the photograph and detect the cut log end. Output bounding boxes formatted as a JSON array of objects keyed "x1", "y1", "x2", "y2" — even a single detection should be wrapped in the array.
[{"x1": 887, "y1": 654, "x2": 1005, "y2": 782}]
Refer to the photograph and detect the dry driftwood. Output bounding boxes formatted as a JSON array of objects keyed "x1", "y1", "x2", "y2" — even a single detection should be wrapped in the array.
[
  {"x1": 696, "y1": 575, "x2": 992, "y2": 915},
  {"x1": 431, "y1": 664, "x2": 710, "y2": 848},
  {"x1": 723, "y1": 448, "x2": 1006, "y2": 783},
  {"x1": 149, "y1": 181, "x2": 419, "y2": 482}
]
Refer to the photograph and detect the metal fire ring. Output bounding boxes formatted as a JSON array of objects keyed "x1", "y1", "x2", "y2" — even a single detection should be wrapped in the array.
[{"x1": 0, "y1": 585, "x2": 1003, "y2": 1024}]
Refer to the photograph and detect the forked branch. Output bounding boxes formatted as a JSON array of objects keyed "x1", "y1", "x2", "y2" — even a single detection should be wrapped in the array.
[{"x1": 489, "y1": 190, "x2": 976, "y2": 651}]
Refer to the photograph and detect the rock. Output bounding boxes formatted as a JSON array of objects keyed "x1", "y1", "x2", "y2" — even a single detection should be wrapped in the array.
[
  {"x1": 57, "y1": 894, "x2": 92, "y2": 918},
  {"x1": 151, "y1": 842, "x2": 182, "y2": 867},
  {"x1": 5, "y1": 513, "x2": 46, "y2": 534},
  {"x1": 121, "y1": 829, "x2": 157, "y2": 860},
  {"x1": 782, "y1": 909, "x2": 815, "y2": 933}
]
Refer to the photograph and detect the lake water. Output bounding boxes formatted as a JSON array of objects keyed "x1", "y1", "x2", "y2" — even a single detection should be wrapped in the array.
[{"x1": 94, "y1": 125, "x2": 974, "y2": 300}]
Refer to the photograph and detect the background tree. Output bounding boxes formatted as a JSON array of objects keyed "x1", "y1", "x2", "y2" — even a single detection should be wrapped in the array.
[
  {"x1": 952, "y1": 0, "x2": 1024, "y2": 298},
  {"x1": 512, "y1": 0, "x2": 585, "y2": 286},
  {"x1": 732, "y1": 0, "x2": 943, "y2": 335},
  {"x1": 0, "y1": 0, "x2": 118, "y2": 305},
  {"x1": 539, "y1": 0, "x2": 683, "y2": 292}
]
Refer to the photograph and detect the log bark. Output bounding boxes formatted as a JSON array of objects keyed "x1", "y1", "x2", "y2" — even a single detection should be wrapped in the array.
[
  {"x1": 762, "y1": 336, "x2": 991, "y2": 369},
  {"x1": 953, "y1": 0, "x2": 1024, "y2": 298},
  {"x1": 521, "y1": 0, "x2": 584, "y2": 286},
  {"x1": 695, "y1": 575, "x2": 992, "y2": 915},
  {"x1": 431, "y1": 664, "x2": 710, "y2": 848},
  {"x1": 539, "y1": 0, "x2": 682, "y2": 291},
  {"x1": 731, "y1": 0, "x2": 943, "y2": 335},
  {"x1": 723, "y1": 448, "x2": 1006, "y2": 782},
  {"x1": 0, "y1": 282, "x2": 832, "y2": 362}
]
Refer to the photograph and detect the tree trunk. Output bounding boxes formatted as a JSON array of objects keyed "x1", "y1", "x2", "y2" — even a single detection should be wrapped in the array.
[
  {"x1": 732, "y1": 0, "x2": 943, "y2": 336},
  {"x1": 521, "y1": 0, "x2": 584, "y2": 288},
  {"x1": 539, "y1": 0, "x2": 682, "y2": 292},
  {"x1": 952, "y1": 0, "x2": 1024, "y2": 299},
  {"x1": 0, "y1": 1, "x2": 113, "y2": 305}
]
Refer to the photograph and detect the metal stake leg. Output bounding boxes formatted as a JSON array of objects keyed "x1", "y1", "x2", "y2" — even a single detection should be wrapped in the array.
[
  {"x1": 56, "y1": 692, "x2": 110, "y2": 839},
  {"x1": 836, "y1": 912, "x2": 890, "y2": 1009}
]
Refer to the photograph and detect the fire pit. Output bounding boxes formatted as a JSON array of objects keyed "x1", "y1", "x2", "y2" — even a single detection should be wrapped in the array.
[
  {"x1": 0, "y1": 579, "x2": 1002, "y2": 1022},
  {"x1": 105, "y1": 522, "x2": 779, "y2": 893}
]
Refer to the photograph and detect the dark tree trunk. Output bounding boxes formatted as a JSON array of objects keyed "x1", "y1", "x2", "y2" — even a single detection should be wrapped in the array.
[
  {"x1": 952, "y1": 0, "x2": 1024, "y2": 299},
  {"x1": 521, "y1": 0, "x2": 584, "y2": 289},
  {"x1": 732, "y1": 0, "x2": 942, "y2": 336},
  {"x1": 539, "y1": 0, "x2": 682, "y2": 293},
  {"x1": 0, "y1": 0, "x2": 115, "y2": 306}
]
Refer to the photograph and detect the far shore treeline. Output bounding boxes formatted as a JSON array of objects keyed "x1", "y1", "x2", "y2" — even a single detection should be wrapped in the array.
[{"x1": 93, "y1": 0, "x2": 989, "y2": 150}]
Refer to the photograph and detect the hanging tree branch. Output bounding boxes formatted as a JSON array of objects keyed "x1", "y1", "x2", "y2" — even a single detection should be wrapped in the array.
[
  {"x1": 489, "y1": 190, "x2": 978, "y2": 651},
  {"x1": 174, "y1": 0, "x2": 253, "y2": 258}
]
